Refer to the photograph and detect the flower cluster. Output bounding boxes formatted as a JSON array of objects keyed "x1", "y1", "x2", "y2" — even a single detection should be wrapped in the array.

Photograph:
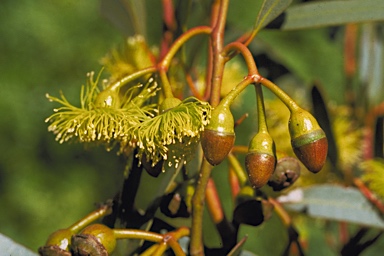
[
  {"x1": 46, "y1": 71, "x2": 212, "y2": 170},
  {"x1": 45, "y1": 71, "x2": 157, "y2": 151},
  {"x1": 132, "y1": 97, "x2": 212, "y2": 168}
]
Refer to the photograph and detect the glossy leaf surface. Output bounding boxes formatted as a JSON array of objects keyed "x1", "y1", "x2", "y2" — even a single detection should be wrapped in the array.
[
  {"x1": 282, "y1": 0, "x2": 384, "y2": 30},
  {"x1": 280, "y1": 185, "x2": 384, "y2": 229}
]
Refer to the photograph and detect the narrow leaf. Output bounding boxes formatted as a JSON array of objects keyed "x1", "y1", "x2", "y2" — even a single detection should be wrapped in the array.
[
  {"x1": 279, "y1": 184, "x2": 384, "y2": 229},
  {"x1": 282, "y1": 0, "x2": 384, "y2": 30},
  {"x1": 311, "y1": 86, "x2": 339, "y2": 169},
  {"x1": 254, "y1": 0, "x2": 292, "y2": 34},
  {"x1": 0, "y1": 233, "x2": 38, "y2": 256}
]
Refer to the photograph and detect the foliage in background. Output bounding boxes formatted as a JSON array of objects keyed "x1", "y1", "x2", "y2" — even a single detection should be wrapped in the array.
[{"x1": 1, "y1": 0, "x2": 384, "y2": 255}]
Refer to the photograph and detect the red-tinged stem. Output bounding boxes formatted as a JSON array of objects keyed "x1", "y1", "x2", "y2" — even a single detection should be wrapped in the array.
[
  {"x1": 158, "y1": 26, "x2": 212, "y2": 99},
  {"x1": 210, "y1": 0, "x2": 229, "y2": 107},
  {"x1": 162, "y1": 0, "x2": 176, "y2": 32},
  {"x1": 268, "y1": 197, "x2": 292, "y2": 227},
  {"x1": 185, "y1": 71, "x2": 204, "y2": 100},
  {"x1": 206, "y1": 178, "x2": 224, "y2": 224},
  {"x1": 235, "y1": 113, "x2": 249, "y2": 128},
  {"x1": 190, "y1": 2, "x2": 229, "y2": 255},
  {"x1": 227, "y1": 153, "x2": 248, "y2": 186},
  {"x1": 339, "y1": 221, "x2": 349, "y2": 246},
  {"x1": 259, "y1": 77, "x2": 299, "y2": 112},
  {"x1": 159, "y1": 26, "x2": 212, "y2": 70},
  {"x1": 229, "y1": 167, "x2": 241, "y2": 201},
  {"x1": 222, "y1": 42, "x2": 259, "y2": 76},
  {"x1": 204, "y1": 0, "x2": 221, "y2": 101},
  {"x1": 344, "y1": 24, "x2": 358, "y2": 78},
  {"x1": 354, "y1": 178, "x2": 384, "y2": 215}
]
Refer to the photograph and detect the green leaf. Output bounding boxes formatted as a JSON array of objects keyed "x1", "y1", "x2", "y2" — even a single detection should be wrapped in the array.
[
  {"x1": 254, "y1": 0, "x2": 292, "y2": 34},
  {"x1": 255, "y1": 29, "x2": 345, "y2": 103},
  {"x1": 0, "y1": 233, "x2": 38, "y2": 256},
  {"x1": 279, "y1": 185, "x2": 384, "y2": 229},
  {"x1": 227, "y1": 236, "x2": 248, "y2": 256},
  {"x1": 282, "y1": 0, "x2": 384, "y2": 30}
]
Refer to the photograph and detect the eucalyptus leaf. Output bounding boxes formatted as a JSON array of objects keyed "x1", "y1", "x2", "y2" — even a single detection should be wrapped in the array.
[
  {"x1": 0, "y1": 233, "x2": 38, "y2": 256},
  {"x1": 282, "y1": 0, "x2": 384, "y2": 30},
  {"x1": 279, "y1": 185, "x2": 384, "y2": 229},
  {"x1": 255, "y1": 29, "x2": 345, "y2": 103},
  {"x1": 254, "y1": 0, "x2": 292, "y2": 34}
]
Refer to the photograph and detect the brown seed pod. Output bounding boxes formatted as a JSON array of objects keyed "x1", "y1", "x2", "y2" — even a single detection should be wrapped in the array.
[
  {"x1": 71, "y1": 234, "x2": 108, "y2": 256},
  {"x1": 38, "y1": 245, "x2": 72, "y2": 256},
  {"x1": 268, "y1": 156, "x2": 301, "y2": 191},
  {"x1": 71, "y1": 224, "x2": 116, "y2": 255}
]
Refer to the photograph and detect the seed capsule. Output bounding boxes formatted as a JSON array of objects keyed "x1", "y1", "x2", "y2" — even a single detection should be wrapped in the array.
[
  {"x1": 71, "y1": 224, "x2": 116, "y2": 255},
  {"x1": 268, "y1": 157, "x2": 301, "y2": 191}
]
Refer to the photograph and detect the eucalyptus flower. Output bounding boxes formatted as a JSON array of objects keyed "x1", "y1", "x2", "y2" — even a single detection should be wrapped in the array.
[
  {"x1": 133, "y1": 97, "x2": 212, "y2": 168},
  {"x1": 360, "y1": 158, "x2": 384, "y2": 200},
  {"x1": 45, "y1": 71, "x2": 157, "y2": 151}
]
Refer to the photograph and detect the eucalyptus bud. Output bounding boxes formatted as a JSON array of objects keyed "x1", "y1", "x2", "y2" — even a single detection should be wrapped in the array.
[
  {"x1": 43, "y1": 229, "x2": 73, "y2": 252},
  {"x1": 201, "y1": 105, "x2": 235, "y2": 166},
  {"x1": 245, "y1": 131, "x2": 276, "y2": 189},
  {"x1": 289, "y1": 108, "x2": 328, "y2": 173}
]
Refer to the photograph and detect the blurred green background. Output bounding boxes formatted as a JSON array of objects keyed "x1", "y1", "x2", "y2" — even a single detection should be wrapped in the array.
[
  {"x1": 1, "y1": 0, "x2": 384, "y2": 255},
  {"x1": 0, "y1": 0, "x2": 126, "y2": 250}
]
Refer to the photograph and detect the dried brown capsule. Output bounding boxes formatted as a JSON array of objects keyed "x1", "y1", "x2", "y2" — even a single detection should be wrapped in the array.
[
  {"x1": 71, "y1": 224, "x2": 116, "y2": 255},
  {"x1": 289, "y1": 108, "x2": 328, "y2": 173},
  {"x1": 38, "y1": 245, "x2": 72, "y2": 256},
  {"x1": 201, "y1": 105, "x2": 235, "y2": 166},
  {"x1": 268, "y1": 157, "x2": 301, "y2": 191}
]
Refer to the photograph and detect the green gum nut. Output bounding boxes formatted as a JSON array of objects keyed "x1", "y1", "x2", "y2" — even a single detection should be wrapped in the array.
[
  {"x1": 94, "y1": 89, "x2": 121, "y2": 108},
  {"x1": 288, "y1": 108, "x2": 328, "y2": 173},
  {"x1": 245, "y1": 131, "x2": 276, "y2": 189},
  {"x1": 201, "y1": 104, "x2": 235, "y2": 166},
  {"x1": 45, "y1": 228, "x2": 73, "y2": 250},
  {"x1": 71, "y1": 224, "x2": 116, "y2": 255}
]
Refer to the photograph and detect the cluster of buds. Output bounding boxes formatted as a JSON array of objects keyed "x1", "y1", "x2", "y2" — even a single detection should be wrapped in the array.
[{"x1": 200, "y1": 77, "x2": 328, "y2": 191}]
